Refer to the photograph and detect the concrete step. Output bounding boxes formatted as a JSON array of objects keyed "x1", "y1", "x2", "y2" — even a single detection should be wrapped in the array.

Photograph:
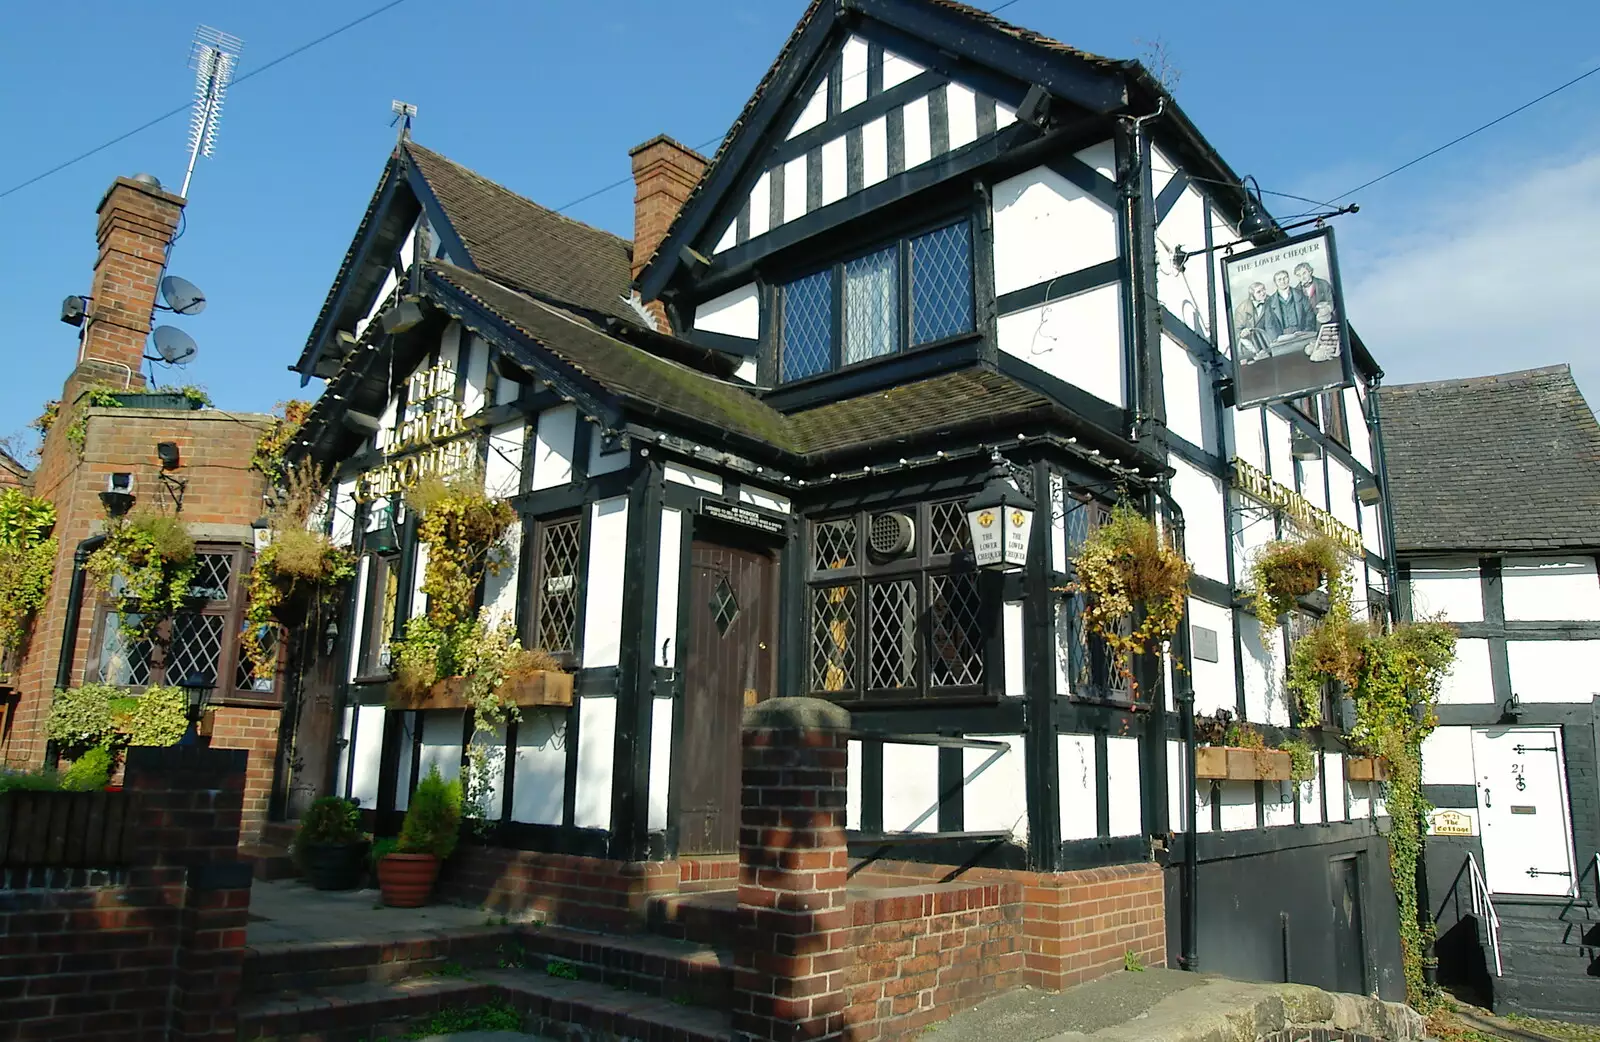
[
  {"x1": 1492, "y1": 972, "x2": 1600, "y2": 1024},
  {"x1": 1498, "y1": 938, "x2": 1600, "y2": 977},
  {"x1": 236, "y1": 967, "x2": 732, "y2": 1041},
  {"x1": 508, "y1": 924, "x2": 732, "y2": 1008},
  {"x1": 243, "y1": 927, "x2": 519, "y2": 997},
  {"x1": 647, "y1": 891, "x2": 737, "y2": 948},
  {"x1": 241, "y1": 843, "x2": 299, "y2": 882}
]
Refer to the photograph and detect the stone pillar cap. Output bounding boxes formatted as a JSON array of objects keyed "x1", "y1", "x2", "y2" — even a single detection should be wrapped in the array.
[{"x1": 743, "y1": 696, "x2": 851, "y2": 731}]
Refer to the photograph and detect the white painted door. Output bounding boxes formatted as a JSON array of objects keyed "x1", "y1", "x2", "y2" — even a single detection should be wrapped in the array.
[{"x1": 1472, "y1": 727, "x2": 1577, "y2": 896}]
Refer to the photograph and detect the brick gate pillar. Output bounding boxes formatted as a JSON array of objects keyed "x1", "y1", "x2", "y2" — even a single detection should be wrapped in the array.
[{"x1": 734, "y1": 698, "x2": 853, "y2": 1042}]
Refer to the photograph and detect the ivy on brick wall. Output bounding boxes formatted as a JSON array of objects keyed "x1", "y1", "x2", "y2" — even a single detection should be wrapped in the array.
[{"x1": 0, "y1": 489, "x2": 57, "y2": 658}]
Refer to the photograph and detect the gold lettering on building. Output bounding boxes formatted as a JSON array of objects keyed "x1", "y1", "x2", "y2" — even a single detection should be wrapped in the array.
[
  {"x1": 354, "y1": 362, "x2": 476, "y2": 503},
  {"x1": 1229, "y1": 457, "x2": 1363, "y2": 556}
]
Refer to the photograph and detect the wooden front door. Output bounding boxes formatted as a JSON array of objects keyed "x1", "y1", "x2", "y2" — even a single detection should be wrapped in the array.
[{"x1": 677, "y1": 536, "x2": 778, "y2": 854}]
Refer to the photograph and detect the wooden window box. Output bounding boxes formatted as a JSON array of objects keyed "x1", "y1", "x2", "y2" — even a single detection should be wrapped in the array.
[
  {"x1": 1345, "y1": 756, "x2": 1389, "y2": 782},
  {"x1": 1195, "y1": 746, "x2": 1291, "y2": 782},
  {"x1": 387, "y1": 671, "x2": 574, "y2": 711}
]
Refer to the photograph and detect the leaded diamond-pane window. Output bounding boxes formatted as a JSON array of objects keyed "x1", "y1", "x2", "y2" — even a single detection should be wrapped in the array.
[
  {"x1": 928, "y1": 500, "x2": 970, "y2": 556},
  {"x1": 813, "y1": 519, "x2": 856, "y2": 571},
  {"x1": 711, "y1": 577, "x2": 740, "y2": 636},
  {"x1": 910, "y1": 222, "x2": 974, "y2": 345},
  {"x1": 168, "y1": 614, "x2": 225, "y2": 683},
  {"x1": 929, "y1": 573, "x2": 982, "y2": 687},
  {"x1": 535, "y1": 517, "x2": 583, "y2": 655},
  {"x1": 811, "y1": 585, "x2": 857, "y2": 693},
  {"x1": 781, "y1": 269, "x2": 835, "y2": 382},
  {"x1": 237, "y1": 622, "x2": 277, "y2": 693},
  {"x1": 96, "y1": 614, "x2": 151, "y2": 687},
  {"x1": 189, "y1": 553, "x2": 233, "y2": 602},
  {"x1": 868, "y1": 579, "x2": 918, "y2": 691}
]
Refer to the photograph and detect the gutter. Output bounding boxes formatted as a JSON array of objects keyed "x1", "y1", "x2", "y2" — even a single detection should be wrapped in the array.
[{"x1": 55, "y1": 534, "x2": 107, "y2": 691}]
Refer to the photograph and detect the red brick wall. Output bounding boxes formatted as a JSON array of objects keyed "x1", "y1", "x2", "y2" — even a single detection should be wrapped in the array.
[
  {"x1": 0, "y1": 746, "x2": 251, "y2": 1042},
  {"x1": 629, "y1": 135, "x2": 707, "y2": 331},
  {"x1": 438, "y1": 846, "x2": 681, "y2": 932},
  {"x1": 208, "y1": 706, "x2": 281, "y2": 846},
  {"x1": 82, "y1": 177, "x2": 183, "y2": 378}
]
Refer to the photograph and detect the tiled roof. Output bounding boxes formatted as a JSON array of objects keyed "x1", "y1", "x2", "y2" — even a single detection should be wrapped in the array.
[
  {"x1": 1380, "y1": 365, "x2": 1600, "y2": 553},
  {"x1": 404, "y1": 142, "x2": 641, "y2": 325},
  {"x1": 787, "y1": 369, "x2": 1055, "y2": 456}
]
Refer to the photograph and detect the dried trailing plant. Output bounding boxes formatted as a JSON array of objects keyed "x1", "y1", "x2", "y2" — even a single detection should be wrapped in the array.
[{"x1": 87, "y1": 510, "x2": 197, "y2": 642}]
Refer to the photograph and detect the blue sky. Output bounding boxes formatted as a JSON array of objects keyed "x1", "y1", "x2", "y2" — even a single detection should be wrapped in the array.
[{"x1": 3, "y1": 0, "x2": 1598, "y2": 458}]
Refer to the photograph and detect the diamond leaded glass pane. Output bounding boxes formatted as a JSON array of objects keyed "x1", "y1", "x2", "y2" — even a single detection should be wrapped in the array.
[
  {"x1": 782, "y1": 269, "x2": 835, "y2": 382},
  {"x1": 537, "y1": 518, "x2": 582, "y2": 654},
  {"x1": 929, "y1": 572, "x2": 982, "y2": 687},
  {"x1": 188, "y1": 553, "x2": 233, "y2": 602},
  {"x1": 868, "y1": 579, "x2": 918, "y2": 690},
  {"x1": 910, "y1": 222, "x2": 973, "y2": 345},
  {"x1": 929, "y1": 500, "x2": 970, "y2": 555},
  {"x1": 97, "y1": 614, "x2": 151, "y2": 687},
  {"x1": 711, "y1": 577, "x2": 740, "y2": 636},
  {"x1": 811, "y1": 585, "x2": 857, "y2": 693},
  {"x1": 843, "y1": 246, "x2": 900, "y2": 365},
  {"x1": 813, "y1": 519, "x2": 856, "y2": 571},
  {"x1": 237, "y1": 622, "x2": 277, "y2": 693},
  {"x1": 167, "y1": 614, "x2": 224, "y2": 685}
]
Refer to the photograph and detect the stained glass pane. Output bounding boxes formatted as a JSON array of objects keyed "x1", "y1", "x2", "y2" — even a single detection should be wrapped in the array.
[
  {"x1": 811, "y1": 585, "x2": 857, "y2": 693},
  {"x1": 781, "y1": 269, "x2": 835, "y2": 382},
  {"x1": 843, "y1": 246, "x2": 900, "y2": 365},
  {"x1": 910, "y1": 222, "x2": 973, "y2": 345},
  {"x1": 868, "y1": 579, "x2": 918, "y2": 690}
]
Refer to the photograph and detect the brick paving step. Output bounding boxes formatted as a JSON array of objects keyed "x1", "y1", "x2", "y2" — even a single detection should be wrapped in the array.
[
  {"x1": 648, "y1": 891, "x2": 737, "y2": 948},
  {"x1": 244, "y1": 927, "x2": 520, "y2": 997},
  {"x1": 242, "y1": 843, "x2": 299, "y2": 882},
  {"x1": 509, "y1": 924, "x2": 733, "y2": 1007},
  {"x1": 235, "y1": 967, "x2": 732, "y2": 1042}
]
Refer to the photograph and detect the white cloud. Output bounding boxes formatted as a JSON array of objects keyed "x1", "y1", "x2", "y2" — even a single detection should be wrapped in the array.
[{"x1": 1342, "y1": 151, "x2": 1600, "y2": 404}]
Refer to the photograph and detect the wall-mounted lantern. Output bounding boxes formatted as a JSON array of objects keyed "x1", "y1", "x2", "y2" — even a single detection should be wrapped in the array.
[
  {"x1": 174, "y1": 671, "x2": 215, "y2": 746},
  {"x1": 965, "y1": 456, "x2": 1035, "y2": 571},
  {"x1": 1355, "y1": 472, "x2": 1381, "y2": 506}
]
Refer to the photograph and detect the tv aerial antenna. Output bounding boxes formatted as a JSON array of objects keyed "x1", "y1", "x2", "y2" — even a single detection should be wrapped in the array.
[{"x1": 181, "y1": 25, "x2": 243, "y2": 198}]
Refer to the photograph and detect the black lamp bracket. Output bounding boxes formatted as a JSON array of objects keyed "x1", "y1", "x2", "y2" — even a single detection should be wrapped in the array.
[
  {"x1": 158, "y1": 472, "x2": 188, "y2": 513},
  {"x1": 1171, "y1": 204, "x2": 1360, "y2": 274}
]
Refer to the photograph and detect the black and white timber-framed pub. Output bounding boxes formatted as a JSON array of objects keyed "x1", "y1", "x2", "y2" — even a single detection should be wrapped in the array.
[{"x1": 280, "y1": 0, "x2": 1406, "y2": 998}]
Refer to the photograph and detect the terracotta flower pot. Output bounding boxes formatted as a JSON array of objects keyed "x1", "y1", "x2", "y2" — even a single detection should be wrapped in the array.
[{"x1": 377, "y1": 852, "x2": 440, "y2": 907}]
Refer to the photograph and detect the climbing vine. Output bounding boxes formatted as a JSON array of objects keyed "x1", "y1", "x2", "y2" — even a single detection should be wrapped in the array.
[
  {"x1": 406, "y1": 475, "x2": 517, "y2": 631},
  {"x1": 1065, "y1": 501, "x2": 1191, "y2": 696},
  {"x1": 1284, "y1": 553, "x2": 1360, "y2": 725},
  {"x1": 0, "y1": 489, "x2": 57, "y2": 657},
  {"x1": 46, "y1": 682, "x2": 188, "y2": 749},
  {"x1": 34, "y1": 385, "x2": 212, "y2": 455},
  {"x1": 251, "y1": 400, "x2": 313, "y2": 483},
  {"x1": 85, "y1": 511, "x2": 197, "y2": 642}
]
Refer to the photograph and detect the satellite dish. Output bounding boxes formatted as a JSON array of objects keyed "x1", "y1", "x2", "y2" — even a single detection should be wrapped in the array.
[
  {"x1": 160, "y1": 275, "x2": 207, "y2": 315},
  {"x1": 151, "y1": 326, "x2": 200, "y2": 366}
]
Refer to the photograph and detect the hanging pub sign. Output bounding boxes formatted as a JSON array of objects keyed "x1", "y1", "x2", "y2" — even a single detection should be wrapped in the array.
[{"x1": 1222, "y1": 227, "x2": 1355, "y2": 410}]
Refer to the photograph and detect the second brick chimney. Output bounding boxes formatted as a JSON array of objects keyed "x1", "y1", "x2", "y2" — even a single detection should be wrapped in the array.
[
  {"x1": 629, "y1": 135, "x2": 707, "y2": 332},
  {"x1": 75, "y1": 174, "x2": 187, "y2": 394}
]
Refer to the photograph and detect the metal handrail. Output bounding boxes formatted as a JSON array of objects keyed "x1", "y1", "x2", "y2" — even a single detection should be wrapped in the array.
[
  {"x1": 1592, "y1": 852, "x2": 1600, "y2": 905},
  {"x1": 1466, "y1": 853, "x2": 1502, "y2": 977}
]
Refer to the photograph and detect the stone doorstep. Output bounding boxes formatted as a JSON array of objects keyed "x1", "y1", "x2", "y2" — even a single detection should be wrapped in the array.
[
  {"x1": 649, "y1": 891, "x2": 738, "y2": 948},
  {"x1": 512, "y1": 924, "x2": 733, "y2": 1007},
  {"x1": 241, "y1": 843, "x2": 298, "y2": 882},
  {"x1": 236, "y1": 968, "x2": 732, "y2": 1042},
  {"x1": 243, "y1": 927, "x2": 520, "y2": 997}
]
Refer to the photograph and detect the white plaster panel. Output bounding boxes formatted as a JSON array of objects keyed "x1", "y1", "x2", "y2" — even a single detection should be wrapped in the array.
[
  {"x1": 1106, "y1": 736, "x2": 1142, "y2": 837},
  {"x1": 581, "y1": 497, "x2": 628, "y2": 669},
  {"x1": 1421, "y1": 726, "x2": 1476, "y2": 786},
  {"x1": 862, "y1": 116, "x2": 888, "y2": 188},
  {"x1": 1349, "y1": 782, "x2": 1373, "y2": 822},
  {"x1": 1265, "y1": 411, "x2": 1293, "y2": 485},
  {"x1": 437, "y1": 322, "x2": 462, "y2": 373},
  {"x1": 1232, "y1": 492, "x2": 1277, "y2": 581},
  {"x1": 1209, "y1": 217, "x2": 1238, "y2": 358},
  {"x1": 738, "y1": 487, "x2": 791, "y2": 514},
  {"x1": 410, "y1": 543, "x2": 429, "y2": 621},
  {"x1": 486, "y1": 421, "x2": 525, "y2": 498},
  {"x1": 788, "y1": 79, "x2": 827, "y2": 139},
  {"x1": 963, "y1": 736, "x2": 1027, "y2": 838},
  {"x1": 713, "y1": 222, "x2": 737, "y2": 254},
  {"x1": 1150, "y1": 146, "x2": 1179, "y2": 199},
  {"x1": 783, "y1": 155, "x2": 807, "y2": 224},
  {"x1": 1188, "y1": 598, "x2": 1237, "y2": 717},
  {"x1": 1053, "y1": 599, "x2": 1072, "y2": 696},
  {"x1": 1438, "y1": 638, "x2": 1495, "y2": 704},
  {"x1": 1240, "y1": 612, "x2": 1290, "y2": 726},
  {"x1": 748, "y1": 172, "x2": 771, "y2": 239},
  {"x1": 1168, "y1": 741, "x2": 1187, "y2": 830},
  {"x1": 1057, "y1": 734, "x2": 1097, "y2": 841},
  {"x1": 482, "y1": 526, "x2": 518, "y2": 628},
  {"x1": 947, "y1": 83, "x2": 977, "y2": 150},
  {"x1": 357, "y1": 268, "x2": 398, "y2": 338},
  {"x1": 394, "y1": 712, "x2": 415, "y2": 812},
  {"x1": 1003, "y1": 600, "x2": 1026, "y2": 698},
  {"x1": 847, "y1": 739, "x2": 862, "y2": 831},
  {"x1": 470, "y1": 723, "x2": 507, "y2": 821},
  {"x1": 992, "y1": 166, "x2": 1119, "y2": 296},
  {"x1": 1161, "y1": 334, "x2": 1209, "y2": 450},
  {"x1": 1156, "y1": 185, "x2": 1211, "y2": 336},
  {"x1": 664, "y1": 462, "x2": 722, "y2": 494},
  {"x1": 882, "y1": 50, "x2": 922, "y2": 89},
  {"x1": 840, "y1": 36, "x2": 868, "y2": 110},
  {"x1": 693, "y1": 284, "x2": 759, "y2": 340},
  {"x1": 995, "y1": 103, "x2": 1016, "y2": 129},
  {"x1": 1408, "y1": 559, "x2": 1483, "y2": 623},
  {"x1": 1344, "y1": 387, "x2": 1372, "y2": 469},
  {"x1": 821, "y1": 135, "x2": 847, "y2": 206},
  {"x1": 1327, "y1": 459, "x2": 1358, "y2": 530},
  {"x1": 347, "y1": 557, "x2": 369, "y2": 683},
  {"x1": 1298, "y1": 765, "x2": 1323, "y2": 824},
  {"x1": 1075, "y1": 141, "x2": 1116, "y2": 182},
  {"x1": 1296, "y1": 458, "x2": 1327, "y2": 511},
  {"x1": 1361, "y1": 502, "x2": 1384, "y2": 557},
  {"x1": 1169, "y1": 457, "x2": 1227, "y2": 584},
  {"x1": 647, "y1": 696, "x2": 674, "y2": 832},
  {"x1": 512, "y1": 708, "x2": 567, "y2": 825},
  {"x1": 1264, "y1": 781, "x2": 1296, "y2": 827},
  {"x1": 996, "y1": 285, "x2": 1124, "y2": 408},
  {"x1": 417, "y1": 709, "x2": 465, "y2": 786},
  {"x1": 1324, "y1": 753, "x2": 1347, "y2": 821},
  {"x1": 882, "y1": 743, "x2": 939, "y2": 833},
  {"x1": 463, "y1": 334, "x2": 488, "y2": 416},
  {"x1": 587, "y1": 425, "x2": 630, "y2": 476},
  {"x1": 574, "y1": 696, "x2": 616, "y2": 830},
  {"x1": 655, "y1": 508, "x2": 683, "y2": 669},
  {"x1": 332, "y1": 479, "x2": 357, "y2": 548},
  {"x1": 735, "y1": 358, "x2": 759, "y2": 384},
  {"x1": 1233, "y1": 408, "x2": 1264, "y2": 470},
  {"x1": 495, "y1": 363, "x2": 520, "y2": 406},
  {"x1": 1050, "y1": 473, "x2": 1067, "y2": 573},
  {"x1": 902, "y1": 95, "x2": 931, "y2": 169},
  {"x1": 1194, "y1": 773, "x2": 1214, "y2": 833},
  {"x1": 531, "y1": 404, "x2": 577, "y2": 491},
  {"x1": 1219, "y1": 782, "x2": 1256, "y2": 831},
  {"x1": 1502, "y1": 557, "x2": 1600, "y2": 622},
  {"x1": 350, "y1": 704, "x2": 387, "y2": 809},
  {"x1": 1507, "y1": 639, "x2": 1600, "y2": 702},
  {"x1": 335, "y1": 707, "x2": 353, "y2": 798}
]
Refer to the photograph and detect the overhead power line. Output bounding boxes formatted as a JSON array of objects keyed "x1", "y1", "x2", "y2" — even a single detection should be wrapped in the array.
[{"x1": 0, "y1": 0, "x2": 412, "y2": 201}]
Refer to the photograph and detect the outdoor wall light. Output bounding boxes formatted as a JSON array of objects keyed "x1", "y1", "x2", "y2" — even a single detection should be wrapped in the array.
[
  {"x1": 156, "y1": 442, "x2": 181, "y2": 470},
  {"x1": 1290, "y1": 429, "x2": 1321, "y2": 461},
  {"x1": 324, "y1": 619, "x2": 340, "y2": 658},
  {"x1": 380, "y1": 298, "x2": 425, "y2": 335},
  {"x1": 100, "y1": 472, "x2": 136, "y2": 517},
  {"x1": 175, "y1": 671, "x2": 216, "y2": 746},
  {"x1": 965, "y1": 454, "x2": 1036, "y2": 571},
  {"x1": 1355, "y1": 472, "x2": 1381, "y2": 506}
]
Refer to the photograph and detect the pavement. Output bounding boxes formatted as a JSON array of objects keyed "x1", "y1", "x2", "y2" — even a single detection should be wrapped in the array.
[
  {"x1": 923, "y1": 969, "x2": 1210, "y2": 1042},
  {"x1": 246, "y1": 878, "x2": 500, "y2": 945}
]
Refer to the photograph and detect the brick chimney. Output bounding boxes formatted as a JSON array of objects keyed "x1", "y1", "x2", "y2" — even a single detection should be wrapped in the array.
[
  {"x1": 629, "y1": 135, "x2": 707, "y2": 331},
  {"x1": 73, "y1": 173, "x2": 187, "y2": 395}
]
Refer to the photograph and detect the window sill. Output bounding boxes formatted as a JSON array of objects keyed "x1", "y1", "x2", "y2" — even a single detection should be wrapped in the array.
[{"x1": 772, "y1": 329, "x2": 983, "y2": 394}]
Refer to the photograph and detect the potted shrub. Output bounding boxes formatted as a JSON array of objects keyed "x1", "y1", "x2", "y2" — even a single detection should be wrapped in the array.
[
  {"x1": 294, "y1": 796, "x2": 369, "y2": 890},
  {"x1": 377, "y1": 766, "x2": 462, "y2": 907}
]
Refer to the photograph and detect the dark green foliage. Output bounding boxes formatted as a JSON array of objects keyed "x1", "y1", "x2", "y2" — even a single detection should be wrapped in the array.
[{"x1": 397, "y1": 766, "x2": 462, "y2": 859}]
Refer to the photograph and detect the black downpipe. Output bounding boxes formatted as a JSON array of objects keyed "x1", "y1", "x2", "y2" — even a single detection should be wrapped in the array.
[
  {"x1": 1151, "y1": 484, "x2": 1199, "y2": 971},
  {"x1": 55, "y1": 534, "x2": 107, "y2": 691},
  {"x1": 1364, "y1": 377, "x2": 1401, "y2": 619}
]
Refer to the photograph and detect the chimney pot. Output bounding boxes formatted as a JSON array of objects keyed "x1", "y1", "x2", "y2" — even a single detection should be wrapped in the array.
[{"x1": 629, "y1": 135, "x2": 708, "y2": 332}]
